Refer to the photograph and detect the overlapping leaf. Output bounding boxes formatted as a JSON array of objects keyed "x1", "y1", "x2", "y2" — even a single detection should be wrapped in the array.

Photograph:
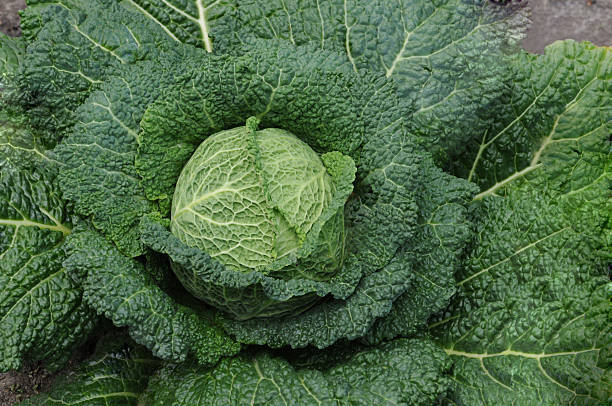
[
  {"x1": 141, "y1": 338, "x2": 451, "y2": 406},
  {"x1": 0, "y1": 158, "x2": 95, "y2": 371},
  {"x1": 20, "y1": 334, "x2": 160, "y2": 405},
  {"x1": 64, "y1": 228, "x2": 240, "y2": 365},
  {"x1": 16, "y1": 0, "x2": 176, "y2": 144},
  {"x1": 0, "y1": 35, "x2": 23, "y2": 88},
  {"x1": 432, "y1": 41, "x2": 611, "y2": 406},
  {"x1": 452, "y1": 40, "x2": 612, "y2": 197}
]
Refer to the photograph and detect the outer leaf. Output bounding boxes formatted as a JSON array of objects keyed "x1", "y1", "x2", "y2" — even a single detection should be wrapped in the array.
[
  {"x1": 434, "y1": 188, "x2": 611, "y2": 405},
  {"x1": 64, "y1": 228, "x2": 240, "y2": 364},
  {"x1": 0, "y1": 161, "x2": 96, "y2": 371},
  {"x1": 216, "y1": 0, "x2": 529, "y2": 160},
  {"x1": 140, "y1": 338, "x2": 451, "y2": 406},
  {"x1": 17, "y1": 0, "x2": 176, "y2": 144},
  {"x1": 20, "y1": 333, "x2": 160, "y2": 406},
  {"x1": 0, "y1": 34, "x2": 24, "y2": 88},
  {"x1": 454, "y1": 40, "x2": 612, "y2": 197},
  {"x1": 122, "y1": 0, "x2": 528, "y2": 160},
  {"x1": 53, "y1": 50, "x2": 196, "y2": 257},
  {"x1": 0, "y1": 114, "x2": 60, "y2": 171},
  {"x1": 120, "y1": 0, "x2": 229, "y2": 51},
  {"x1": 432, "y1": 41, "x2": 611, "y2": 406}
]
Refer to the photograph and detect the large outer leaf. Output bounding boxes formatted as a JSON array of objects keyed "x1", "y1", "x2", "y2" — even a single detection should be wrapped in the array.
[
  {"x1": 53, "y1": 50, "x2": 197, "y2": 257},
  {"x1": 20, "y1": 334, "x2": 160, "y2": 406},
  {"x1": 140, "y1": 338, "x2": 451, "y2": 406},
  {"x1": 0, "y1": 112, "x2": 61, "y2": 171},
  {"x1": 63, "y1": 228, "x2": 240, "y2": 365},
  {"x1": 453, "y1": 40, "x2": 612, "y2": 196},
  {"x1": 1, "y1": 36, "x2": 97, "y2": 371},
  {"x1": 0, "y1": 158, "x2": 96, "y2": 371},
  {"x1": 16, "y1": 0, "x2": 176, "y2": 145},
  {"x1": 0, "y1": 35, "x2": 24, "y2": 88},
  {"x1": 123, "y1": 0, "x2": 527, "y2": 161},
  {"x1": 432, "y1": 41, "x2": 611, "y2": 406},
  {"x1": 435, "y1": 189, "x2": 611, "y2": 405}
]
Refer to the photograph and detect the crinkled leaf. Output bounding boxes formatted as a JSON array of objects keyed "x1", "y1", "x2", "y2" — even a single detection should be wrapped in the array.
[
  {"x1": 0, "y1": 113, "x2": 61, "y2": 172},
  {"x1": 433, "y1": 41, "x2": 611, "y2": 406},
  {"x1": 20, "y1": 333, "x2": 160, "y2": 405},
  {"x1": 53, "y1": 50, "x2": 197, "y2": 257},
  {"x1": 218, "y1": 0, "x2": 528, "y2": 161},
  {"x1": 435, "y1": 188, "x2": 611, "y2": 405},
  {"x1": 0, "y1": 162, "x2": 95, "y2": 372},
  {"x1": 0, "y1": 34, "x2": 24, "y2": 88},
  {"x1": 363, "y1": 153, "x2": 477, "y2": 344},
  {"x1": 64, "y1": 228, "x2": 240, "y2": 364},
  {"x1": 141, "y1": 338, "x2": 451, "y2": 406},
  {"x1": 220, "y1": 132, "x2": 475, "y2": 348},
  {"x1": 17, "y1": 0, "x2": 176, "y2": 144},
  {"x1": 454, "y1": 40, "x2": 612, "y2": 198}
]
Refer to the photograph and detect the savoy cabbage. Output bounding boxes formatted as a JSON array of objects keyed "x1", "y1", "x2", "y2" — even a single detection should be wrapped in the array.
[{"x1": 0, "y1": 0, "x2": 609, "y2": 405}]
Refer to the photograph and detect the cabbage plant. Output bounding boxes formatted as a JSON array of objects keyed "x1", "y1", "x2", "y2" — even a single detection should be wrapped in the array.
[{"x1": 0, "y1": 0, "x2": 609, "y2": 405}]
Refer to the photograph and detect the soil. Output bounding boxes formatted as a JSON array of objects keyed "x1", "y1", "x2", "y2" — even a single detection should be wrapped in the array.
[
  {"x1": 0, "y1": 0, "x2": 610, "y2": 404},
  {"x1": 0, "y1": 364, "x2": 55, "y2": 405},
  {"x1": 522, "y1": 0, "x2": 612, "y2": 53},
  {"x1": 0, "y1": 345, "x2": 94, "y2": 406},
  {"x1": 0, "y1": 0, "x2": 25, "y2": 38}
]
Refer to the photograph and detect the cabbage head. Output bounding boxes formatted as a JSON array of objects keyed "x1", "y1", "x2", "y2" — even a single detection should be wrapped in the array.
[{"x1": 169, "y1": 118, "x2": 353, "y2": 318}]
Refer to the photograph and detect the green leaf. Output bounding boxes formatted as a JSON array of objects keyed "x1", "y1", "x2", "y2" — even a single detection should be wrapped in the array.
[
  {"x1": 53, "y1": 50, "x2": 195, "y2": 257},
  {"x1": 363, "y1": 152, "x2": 477, "y2": 344},
  {"x1": 120, "y1": 0, "x2": 228, "y2": 51},
  {"x1": 19, "y1": 333, "x2": 160, "y2": 405},
  {"x1": 432, "y1": 41, "x2": 611, "y2": 406},
  {"x1": 17, "y1": 0, "x2": 176, "y2": 144},
  {"x1": 0, "y1": 34, "x2": 24, "y2": 88},
  {"x1": 64, "y1": 228, "x2": 240, "y2": 364},
  {"x1": 454, "y1": 40, "x2": 612, "y2": 198},
  {"x1": 219, "y1": 131, "x2": 475, "y2": 348},
  {"x1": 434, "y1": 188, "x2": 611, "y2": 405},
  {"x1": 0, "y1": 161, "x2": 96, "y2": 371},
  {"x1": 141, "y1": 338, "x2": 451, "y2": 406},
  {"x1": 216, "y1": 0, "x2": 529, "y2": 160},
  {"x1": 0, "y1": 114, "x2": 61, "y2": 171}
]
